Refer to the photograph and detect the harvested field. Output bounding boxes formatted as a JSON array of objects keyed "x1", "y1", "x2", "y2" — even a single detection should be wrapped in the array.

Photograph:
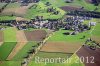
[
  {"x1": 16, "y1": 17, "x2": 29, "y2": 22},
  {"x1": 91, "y1": 36, "x2": 100, "y2": 43},
  {"x1": 15, "y1": 6, "x2": 28, "y2": 16},
  {"x1": 0, "y1": 42, "x2": 3, "y2": 46},
  {"x1": 15, "y1": 3, "x2": 35, "y2": 16},
  {"x1": 0, "y1": 31, "x2": 3, "y2": 42},
  {"x1": 76, "y1": 46, "x2": 100, "y2": 66},
  {"x1": 40, "y1": 42, "x2": 81, "y2": 53},
  {"x1": 1, "y1": 8, "x2": 16, "y2": 15},
  {"x1": 1, "y1": 7, "x2": 26, "y2": 16},
  {"x1": 60, "y1": 6, "x2": 83, "y2": 11},
  {"x1": 7, "y1": 30, "x2": 27, "y2": 60},
  {"x1": 1, "y1": 3, "x2": 34, "y2": 16},
  {"x1": 16, "y1": 30, "x2": 27, "y2": 42},
  {"x1": 24, "y1": 30, "x2": 47, "y2": 41}
]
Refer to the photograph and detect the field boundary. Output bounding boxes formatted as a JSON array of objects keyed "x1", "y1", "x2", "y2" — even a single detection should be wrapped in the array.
[{"x1": 39, "y1": 51, "x2": 73, "y2": 54}]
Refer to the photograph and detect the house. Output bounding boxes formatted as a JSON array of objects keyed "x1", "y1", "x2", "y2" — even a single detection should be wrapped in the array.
[{"x1": 89, "y1": 22, "x2": 96, "y2": 26}]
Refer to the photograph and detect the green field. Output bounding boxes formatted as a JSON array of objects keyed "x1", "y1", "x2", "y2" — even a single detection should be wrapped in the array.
[
  {"x1": 3, "y1": 27, "x2": 17, "y2": 42},
  {"x1": 25, "y1": 2, "x2": 65, "y2": 19},
  {"x1": 0, "y1": 42, "x2": 17, "y2": 60},
  {"x1": 0, "y1": 16, "x2": 15, "y2": 21},
  {"x1": 12, "y1": 42, "x2": 37, "y2": 61},
  {"x1": 48, "y1": 29, "x2": 90, "y2": 43},
  {"x1": 92, "y1": 22, "x2": 100, "y2": 36},
  {"x1": 0, "y1": 61, "x2": 21, "y2": 66},
  {"x1": 41, "y1": 0, "x2": 99, "y2": 12}
]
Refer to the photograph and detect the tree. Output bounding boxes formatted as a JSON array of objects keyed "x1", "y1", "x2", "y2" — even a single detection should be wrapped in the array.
[{"x1": 45, "y1": 2, "x2": 51, "y2": 6}]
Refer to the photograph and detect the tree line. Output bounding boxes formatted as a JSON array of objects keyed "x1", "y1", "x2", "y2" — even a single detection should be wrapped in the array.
[{"x1": 67, "y1": 10, "x2": 100, "y2": 18}]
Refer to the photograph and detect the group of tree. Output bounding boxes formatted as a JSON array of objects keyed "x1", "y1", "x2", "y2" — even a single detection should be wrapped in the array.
[
  {"x1": 65, "y1": 0, "x2": 74, "y2": 3},
  {"x1": 47, "y1": 7, "x2": 59, "y2": 15},
  {"x1": 92, "y1": 0, "x2": 100, "y2": 6},
  {"x1": 67, "y1": 10, "x2": 100, "y2": 18}
]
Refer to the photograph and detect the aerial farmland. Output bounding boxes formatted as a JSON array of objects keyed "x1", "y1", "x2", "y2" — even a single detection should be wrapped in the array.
[{"x1": 0, "y1": 0, "x2": 100, "y2": 66}]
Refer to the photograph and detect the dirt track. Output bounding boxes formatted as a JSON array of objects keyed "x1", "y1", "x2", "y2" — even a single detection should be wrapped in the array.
[
  {"x1": 40, "y1": 42, "x2": 81, "y2": 53},
  {"x1": 76, "y1": 46, "x2": 100, "y2": 66},
  {"x1": 0, "y1": 31, "x2": 3, "y2": 46},
  {"x1": 7, "y1": 30, "x2": 27, "y2": 60},
  {"x1": 24, "y1": 30, "x2": 47, "y2": 41},
  {"x1": 0, "y1": 31, "x2": 3, "y2": 42}
]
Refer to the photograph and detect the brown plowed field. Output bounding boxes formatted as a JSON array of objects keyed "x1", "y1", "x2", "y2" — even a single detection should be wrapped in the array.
[
  {"x1": 24, "y1": 30, "x2": 47, "y2": 41},
  {"x1": 60, "y1": 6, "x2": 82, "y2": 11},
  {"x1": 76, "y1": 46, "x2": 100, "y2": 66},
  {"x1": 40, "y1": 42, "x2": 81, "y2": 53}
]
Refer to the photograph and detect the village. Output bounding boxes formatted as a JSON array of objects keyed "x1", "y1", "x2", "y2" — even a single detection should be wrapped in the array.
[{"x1": 0, "y1": 15, "x2": 96, "y2": 35}]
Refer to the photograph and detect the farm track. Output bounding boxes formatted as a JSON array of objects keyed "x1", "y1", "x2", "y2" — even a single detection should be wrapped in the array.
[
  {"x1": 7, "y1": 30, "x2": 27, "y2": 60},
  {"x1": 0, "y1": 31, "x2": 4, "y2": 46},
  {"x1": 0, "y1": 31, "x2": 3, "y2": 42}
]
